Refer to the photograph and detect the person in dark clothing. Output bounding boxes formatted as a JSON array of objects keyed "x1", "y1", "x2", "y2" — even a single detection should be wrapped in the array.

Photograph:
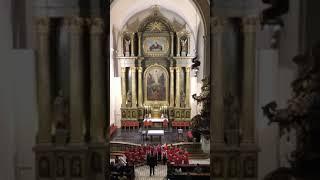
[{"x1": 149, "y1": 153, "x2": 157, "y2": 176}]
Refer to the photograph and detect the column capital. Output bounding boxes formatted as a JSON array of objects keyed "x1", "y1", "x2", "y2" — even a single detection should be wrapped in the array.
[
  {"x1": 138, "y1": 32, "x2": 142, "y2": 36},
  {"x1": 88, "y1": 18, "x2": 104, "y2": 35},
  {"x1": 137, "y1": 67, "x2": 143, "y2": 72},
  {"x1": 242, "y1": 17, "x2": 259, "y2": 33},
  {"x1": 121, "y1": 67, "x2": 126, "y2": 73},
  {"x1": 211, "y1": 17, "x2": 227, "y2": 34},
  {"x1": 186, "y1": 67, "x2": 191, "y2": 72},
  {"x1": 35, "y1": 17, "x2": 50, "y2": 34},
  {"x1": 69, "y1": 17, "x2": 84, "y2": 33},
  {"x1": 170, "y1": 67, "x2": 175, "y2": 72},
  {"x1": 175, "y1": 67, "x2": 181, "y2": 72},
  {"x1": 130, "y1": 67, "x2": 136, "y2": 71}
]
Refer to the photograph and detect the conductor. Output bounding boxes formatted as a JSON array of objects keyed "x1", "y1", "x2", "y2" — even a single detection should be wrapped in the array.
[{"x1": 147, "y1": 151, "x2": 157, "y2": 176}]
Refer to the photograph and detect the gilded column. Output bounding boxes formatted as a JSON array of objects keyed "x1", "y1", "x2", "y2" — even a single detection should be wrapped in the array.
[
  {"x1": 138, "y1": 66, "x2": 143, "y2": 107},
  {"x1": 131, "y1": 67, "x2": 137, "y2": 107},
  {"x1": 89, "y1": 18, "x2": 106, "y2": 143},
  {"x1": 175, "y1": 67, "x2": 181, "y2": 107},
  {"x1": 138, "y1": 32, "x2": 142, "y2": 56},
  {"x1": 169, "y1": 67, "x2": 175, "y2": 107},
  {"x1": 241, "y1": 17, "x2": 258, "y2": 145},
  {"x1": 130, "y1": 32, "x2": 135, "y2": 57},
  {"x1": 211, "y1": 17, "x2": 226, "y2": 145},
  {"x1": 176, "y1": 34, "x2": 181, "y2": 56},
  {"x1": 35, "y1": 17, "x2": 52, "y2": 144},
  {"x1": 170, "y1": 32, "x2": 174, "y2": 57},
  {"x1": 69, "y1": 17, "x2": 85, "y2": 144},
  {"x1": 185, "y1": 67, "x2": 191, "y2": 107},
  {"x1": 121, "y1": 67, "x2": 127, "y2": 107}
]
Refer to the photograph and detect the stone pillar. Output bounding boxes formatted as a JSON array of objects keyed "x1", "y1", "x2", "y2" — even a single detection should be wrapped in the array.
[
  {"x1": 138, "y1": 32, "x2": 142, "y2": 56},
  {"x1": 35, "y1": 17, "x2": 52, "y2": 144},
  {"x1": 138, "y1": 66, "x2": 143, "y2": 107},
  {"x1": 169, "y1": 67, "x2": 175, "y2": 107},
  {"x1": 241, "y1": 17, "x2": 258, "y2": 145},
  {"x1": 119, "y1": 34, "x2": 124, "y2": 56},
  {"x1": 131, "y1": 67, "x2": 137, "y2": 107},
  {"x1": 121, "y1": 67, "x2": 126, "y2": 107},
  {"x1": 69, "y1": 17, "x2": 85, "y2": 144},
  {"x1": 130, "y1": 32, "x2": 135, "y2": 57},
  {"x1": 185, "y1": 67, "x2": 191, "y2": 107},
  {"x1": 175, "y1": 67, "x2": 181, "y2": 107},
  {"x1": 176, "y1": 34, "x2": 181, "y2": 56},
  {"x1": 211, "y1": 17, "x2": 226, "y2": 145},
  {"x1": 89, "y1": 18, "x2": 106, "y2": 143},
  {"x1": 187, "y1": 35, "x2": 191, "y2": 56},
  {"x1": 170, "y1": 32, "x2": 174, "y2": 57}
]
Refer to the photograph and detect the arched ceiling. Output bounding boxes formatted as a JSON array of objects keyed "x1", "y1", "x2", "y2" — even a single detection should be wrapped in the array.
[{"x1": 111, "y1": 0, "x2": 203, "y2": 37}]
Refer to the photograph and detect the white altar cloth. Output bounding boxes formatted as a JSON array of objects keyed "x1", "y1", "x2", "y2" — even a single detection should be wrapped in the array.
[
  {"x1": 147, "y1": 130, "x2": 164, "y2": 136},
  {"x1": 143, "y1": 118, "x2": 168, "y2": 123}
]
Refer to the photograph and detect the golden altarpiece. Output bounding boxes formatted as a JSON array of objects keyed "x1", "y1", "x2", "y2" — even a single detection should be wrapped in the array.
[{"x1": 116, "y1": 9, "x2": 193, "y2": 124}]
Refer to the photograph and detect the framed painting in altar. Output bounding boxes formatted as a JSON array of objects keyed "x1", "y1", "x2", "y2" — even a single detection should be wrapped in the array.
[
  {"x1": 143, "y1": 36, "x2": 169, "y2": 57},
  {"x1": 144, "y1": 64, "x2": 169, "y2": 104}
]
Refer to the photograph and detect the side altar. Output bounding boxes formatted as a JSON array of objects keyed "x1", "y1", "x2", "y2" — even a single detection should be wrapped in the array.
[{"x1": 116, "y1": 7, "x2": 193, "y2": 126}]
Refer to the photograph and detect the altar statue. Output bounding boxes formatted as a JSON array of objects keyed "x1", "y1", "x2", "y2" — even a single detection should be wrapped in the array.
[
  {"x1": 124, "y1": 39, "x2": 130, "y2": 56},
  {"x1": 180, "y1": 91, "x2": 186, "y2": 107},
  {"x1": 126, "y1": 90, "x2": 132, "y2": 107},
  {"x1": 180, "y1": 39, "x2": 188, "y2": 56},
  {"x1": 53, "y1": 90, "x2": 69, "y2": 130}
]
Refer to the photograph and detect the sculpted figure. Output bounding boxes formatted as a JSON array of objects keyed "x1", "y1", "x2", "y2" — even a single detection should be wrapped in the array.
[{"x1": 53, "y1": 90, "x2": 69, "y2": 129}]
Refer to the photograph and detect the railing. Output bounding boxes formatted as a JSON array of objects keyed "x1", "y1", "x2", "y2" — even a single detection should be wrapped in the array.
[
  {"x1": 110, "y1": 141, "x2": 141, "y2": 152},
  {"x1": 110, "y1": 141, "x2": 203, "y2": 154}
]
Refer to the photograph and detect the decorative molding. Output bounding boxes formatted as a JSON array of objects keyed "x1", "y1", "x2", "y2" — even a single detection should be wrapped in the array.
[
  {"x1": 89, "y1": 18, "x2": 104, "y2": 35},
  {"x1": 211, "y1": 17, "x2": 227, "y2": 34},
  {"x1": 35, "y1": 17, "x2": 50, "y2": 34},
  {"x1": 242, "y1": 17, "x2": 259, "y2": 33}
]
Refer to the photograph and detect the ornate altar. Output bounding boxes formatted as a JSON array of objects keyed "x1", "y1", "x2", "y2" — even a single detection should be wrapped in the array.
[{"x1": 117, "y1": 6, "x2": 193, "y2": 124}]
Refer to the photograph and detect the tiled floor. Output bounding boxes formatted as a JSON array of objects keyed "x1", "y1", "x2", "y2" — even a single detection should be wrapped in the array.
[{"x1": 135, "y1": 165, "x2": 167, "y2": 180}]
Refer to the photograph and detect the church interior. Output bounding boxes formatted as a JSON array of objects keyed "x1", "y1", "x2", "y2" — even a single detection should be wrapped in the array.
[{"x1": 1, "y1": 0, "x2": 320, "y2": 180}]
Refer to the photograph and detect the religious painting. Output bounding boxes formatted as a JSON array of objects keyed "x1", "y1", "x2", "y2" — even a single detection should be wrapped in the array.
[
  {"x1": 143, "y1": 36, "x2": 169, "y2": 57},
  {"x1": 144, "y1": 64, "x2": 169, "y2": 104}
]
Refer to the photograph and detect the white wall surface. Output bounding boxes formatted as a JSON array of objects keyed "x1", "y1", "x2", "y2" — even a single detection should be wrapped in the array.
[{"x1": 256, "y1": 50, "x2": 280, "y2": 179}]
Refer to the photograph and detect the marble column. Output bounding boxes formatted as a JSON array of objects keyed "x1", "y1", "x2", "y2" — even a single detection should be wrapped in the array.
[
  {"x1": 170, "y1": 32, "x2": 174, "y2": 57},
  {"x1": 211, "y1": 17, "x2": 226, "y2": 145},
  {"x1": 241, "y1": 17, "x2": 258, "y2": 145},
  {"x1": 169, "y1": 67, "x2": 175, "y2": 107},
  {"x1": 175, "y1": 67, "x2": 181, "y2": 107},
  {"x1": 89, "y1": 18, "x2": 106, "y2": 143},
  {"x1": 35, "y1": 17, "x2": 52, "y2": 144},
  {"x1": 185, "y1": 67, "x2": 191, "y2": 107},
  {"x1": 138, "y1": 66, "x2": 143, "y2": 107},
  {"x1": 176, "y1": 34, "x2": 181, "y2": 56},
  {"x1": 69, "y1": 17, "x2": 85, "y2": 144},
  {"x1": 138, "y1": 32, "x2": 142, "y2": 56},
  {"x1": 130, "y1": 32, "x2": 135, "y2": 57},
  {"x1": 121, "y1": 67, "x2": 127, "y2": 107},
  {"x1": 131, "y1": 67, "x2": 137, "y2": 107}
]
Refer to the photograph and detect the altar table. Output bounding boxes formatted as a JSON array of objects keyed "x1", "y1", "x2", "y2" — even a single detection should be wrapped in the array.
[{"x1": 147, "y1": 130, "x2": 164, "y2": 141}]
